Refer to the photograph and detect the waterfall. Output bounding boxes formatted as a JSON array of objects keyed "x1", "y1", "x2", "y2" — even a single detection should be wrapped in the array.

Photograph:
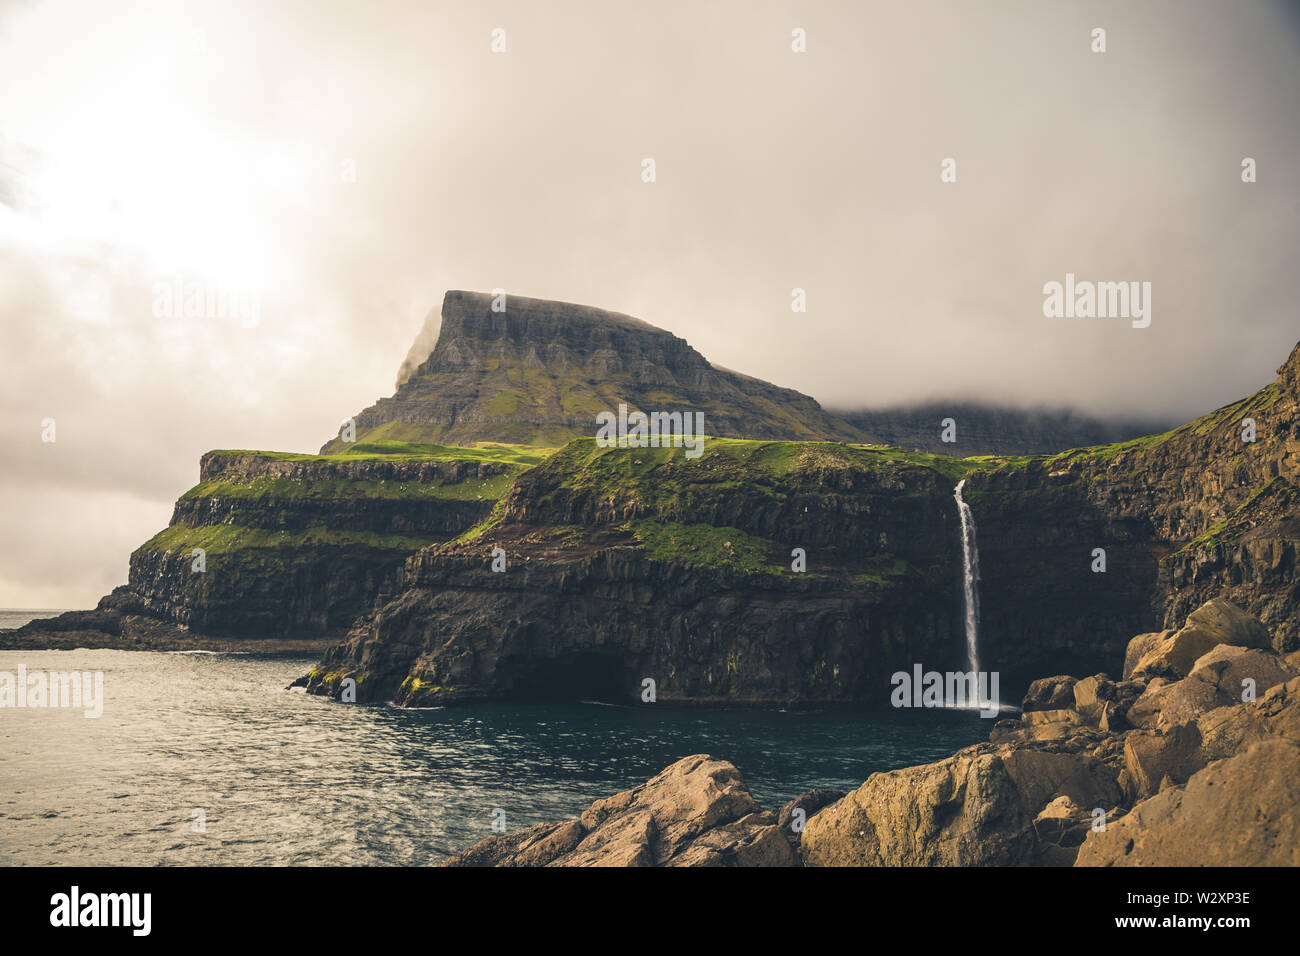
[{"x1": 953, "y1": 479, "x2": 981, "y2": 677}]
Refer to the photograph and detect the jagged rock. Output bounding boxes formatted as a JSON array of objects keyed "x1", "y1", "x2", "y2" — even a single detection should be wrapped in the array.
[
  {"x1": 444, "y1": 755, "x2": 796, "y2": 867},
  {"x1": 1123, "y1": 631, "x2": 1170, "y2": 680},
  {"x1": 1033, "y1": 795, "x2": 1094, "y2": 849},
  {"x1": 443, "y1": 820, "x2": 587, "y2": 867},
  {"x1": 776, "y1": 788, "x2": 845, "y2": 850},
  {"x1": 1121, "y1": 725, "x2": 1205, "y2": 801},
  {"x1": 1072, "y1": 674, "x2": 1117, "y2": 722},
  {"x1": 1197, "y1": 675, "x2": 1300, "y2": 761},
  {"x1": 1022, "y1": 675, "x2": 1078, "y2": 712},
  {"x1": 798, "y1": 742, "x2": 1120, "y2": 867},
  {"x1": 1188, "y1": 645, "x2": 1296, "y2": 702},
  {"x1": 1018, "y1": 708, "x2": 1086, "y2": 740},
  {"x1": 1076, "y1": 740, "x2": 1300, "y2": 866},
  {"x1": 1126, "y1": 643, "x2": 1296, "y2": 731},
  {"x1": 663, "y1": 811, "x2": 796, "y2": 867},
  {"x1": 1129, "y1": 599, "x2": 1272, "y2": 681}
]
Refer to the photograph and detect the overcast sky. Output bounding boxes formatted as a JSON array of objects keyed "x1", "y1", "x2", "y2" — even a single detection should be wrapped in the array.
[{"x1": 2, "y1": 0, "x2": 1298, "y2": 608}]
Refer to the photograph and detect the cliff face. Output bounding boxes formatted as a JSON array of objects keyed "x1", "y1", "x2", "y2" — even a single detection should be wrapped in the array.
[
  {"x1": 305, "y1": 441, "x2": 977, "y2": 706},
  {"x1": 320, "y1": 290, "x2": 869, "y2": 451},
  {"x1": 306, "y1": 341, "x2": 1300, "y2": 706},
  {"x1": 107, "y1": 447, "x2": 532, "y2": 639},
  {"x1": 969, "y1": 342, "x2": 1300, "y2": 658}
]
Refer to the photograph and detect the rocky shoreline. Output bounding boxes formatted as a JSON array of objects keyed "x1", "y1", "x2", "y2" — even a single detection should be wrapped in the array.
[
  {"x1": 446, "y1": 597, "x2": 1300, "y2": 866},
  {"x1": 0, "y1": 605, "x2": 333, "y2": 655}
]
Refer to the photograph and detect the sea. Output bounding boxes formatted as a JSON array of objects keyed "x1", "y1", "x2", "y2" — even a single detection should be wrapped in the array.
[{"x1": 0, "y1": 609, "x2": 989, "y2": 865}]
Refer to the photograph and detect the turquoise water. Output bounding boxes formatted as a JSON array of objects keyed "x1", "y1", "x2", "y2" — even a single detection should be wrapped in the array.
[{"x1": 0, "y1": 646, "x2": 990, "y2": 865}]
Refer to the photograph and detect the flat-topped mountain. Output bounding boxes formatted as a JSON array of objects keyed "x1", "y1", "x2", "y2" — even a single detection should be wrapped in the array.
[{"x1": 319, "y1": 290, "x2": 868, "y2": 451}]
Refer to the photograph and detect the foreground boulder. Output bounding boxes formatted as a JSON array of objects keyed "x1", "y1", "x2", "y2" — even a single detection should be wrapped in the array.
[
  {"x1": 1076, "y1": 740, "x2": 1300, "y2": 866},
  {"x1": 1196, "y1": 675, "x2": 1300, "y2": 761},
  {"x1": 1128, "y1": 598, "x2": 1272, "y2": 681},
  {"x1": 1126, "y1": 641, "x2": 1297, "y2": 731},
  {"x1": 444, "y1": 754, "x2": 797, "y2": 867},
  {"x1": 798, "y1": 742, "x2": 1122, "y2": 866}
]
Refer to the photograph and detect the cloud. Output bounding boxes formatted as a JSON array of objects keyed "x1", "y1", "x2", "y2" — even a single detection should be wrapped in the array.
[{"x1": 2, "y1": 0, "x2": 1298, "y2": 606}]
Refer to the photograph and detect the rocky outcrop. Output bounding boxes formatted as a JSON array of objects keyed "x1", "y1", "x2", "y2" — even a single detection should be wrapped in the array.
[
  {"x1": 798, "y1": 740, "x2": 1123, "y2": 866},
  {"x1": 306, "y1": 338, "x2": 1300, "y2": 706},
  {"x1": 3, "y1": 448, "x2": 522, "y2": 646},
  {"x1": 305, "y1": 440, "x2": 975, "y2": 706},
  {"x1": 445, "y1": 754, "x2": 797, "y2": 867},
  {"x1": 440, "y1": 597, "x2": 1298, "y2": 868},
  {"x1": 971, "y1": 343, "x2": 1300, "y2": 658},
  {"x1": 321, "y1": 290, "x2": 869, "y2": 452},
  {"x1": 1074, "y1": 739, "x2": 1300, "y2": 866},
  {"x1": 794, "y1": 598, "x2": 1300, "y2": 867}
]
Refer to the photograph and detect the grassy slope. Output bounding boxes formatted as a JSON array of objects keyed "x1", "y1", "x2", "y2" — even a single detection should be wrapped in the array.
[
  {"x1": 142, "y1": 441, "x2": 557, "y2": 560},
  {"x1": 453, "y1": 438, "x2": 1003, "y2": 585}
]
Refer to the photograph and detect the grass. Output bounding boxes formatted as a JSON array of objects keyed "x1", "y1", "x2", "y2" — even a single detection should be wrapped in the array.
[
  {"x1": 208, "y1": 441, "x2": 557, "y2": 466},
  {"x1": 182, "y1": 472, "x2": 519, "y2": 503},
  {"x1": 141, "y1": 524, "x2": 438, "y2": 556},
  {"x1": 626, "y1": 519, "x2": 779, "y2": 573}
]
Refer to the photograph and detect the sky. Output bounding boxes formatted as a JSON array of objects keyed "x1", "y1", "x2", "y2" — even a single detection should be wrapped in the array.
[{"x1": 1, "y1": 0, "x2": 1298, "y2": 608}]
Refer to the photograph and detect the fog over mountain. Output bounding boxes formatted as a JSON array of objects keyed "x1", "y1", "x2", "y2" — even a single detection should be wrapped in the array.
[{"x1": 1, "y1": 0, "x2": 1298, "y2": 607}]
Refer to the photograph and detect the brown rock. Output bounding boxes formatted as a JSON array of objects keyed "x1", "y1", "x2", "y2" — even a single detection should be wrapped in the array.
[
  {"x1": 1121, "y1": 724, "x2": 1205, "y2": 800},
  {"x1": 1128, "y1": 645, "x2": 1296, "y2": 732},
  {"x1": 1123, "y1": 631, "x2": 1170, "y2": 680},
  {"x1": 1187, "y1": 644, "x2": 1296, "y2": 703},
  {"x1": 776, "y1": 788, "x2": 845, "y2": 849},
  {"x1": 1076, "y1": 740, "x2": 1300, "y2": 866},
  {"x1": 1019, "y1": 708, "x2": 1086, "y2": 740},
  {"x1": 1130, "y1": 599, "x2": 1271, "y2": 682},
  {"x1": 1073, "y1": 674, "x2": 1118, "y2": 722},
  {"x1": 1182, "y1": 597, "x2": 1273, "y2": 650},
  {"x1": 1022, "y1": 675, "x2": 1078, "y2": 712},
  {"x1": 444, "y1": 754, "x2": 795, "y2": 867},
  {"x1": 799, "y1": 742, "x2": 1120, "y2": 867},
  {"x1": 1197, "y1": 675, "x2": 1300, "y2": 761}
]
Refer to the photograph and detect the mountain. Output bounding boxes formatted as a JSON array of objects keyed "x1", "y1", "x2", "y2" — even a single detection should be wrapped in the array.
[
  {"x1": 302, "y1": 340, "x2": 1300, "y2": 707},
  {"x1": 834, "y1": 403, "x2": 1173, "y2": 457},
  {"x1": 6, "y1": 285, "x2": 1294, "y2": 708},
  {"x1": 319, "y1": 290, "x2": 868, "y2": 451}
]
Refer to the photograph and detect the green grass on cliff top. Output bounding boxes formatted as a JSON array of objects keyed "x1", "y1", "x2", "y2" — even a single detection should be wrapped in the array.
[
  {"x1": 1034, "y1": 381, "x2": 1284, "y2": 469},
  {"x1": 141, "y1": 523, "x2": 437, "y2": 556},
  {"x1": 207, "y1": 441, "x2": 555, "y2": 466},
  {"x1": 542, "y1": 436, "x2": 993, "y2": 485},
  {"x1": 182, "y1": 472, "x2": 518, "y2": 502}
]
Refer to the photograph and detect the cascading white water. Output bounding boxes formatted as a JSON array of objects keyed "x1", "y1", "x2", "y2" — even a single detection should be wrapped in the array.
[{"x1": 953, "y1": 479, "x2": 982, "y2": 677}]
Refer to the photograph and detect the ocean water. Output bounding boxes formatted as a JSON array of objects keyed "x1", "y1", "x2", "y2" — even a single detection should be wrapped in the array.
[
  {"x1": 0, "y1": 643, "x2": 991, "y2": 866},
  {"x1": 0, "y1": 609, "x2": 73, "y2": 631}
]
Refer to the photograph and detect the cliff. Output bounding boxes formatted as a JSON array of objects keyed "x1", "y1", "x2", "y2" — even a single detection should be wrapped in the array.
[
  {"x1": 319, "y1": 290, "x2": 869, "y2": 451},
  {"x1": 305, "y1": 339, "x2": 1300, "y2": 706},
  {"x1": 304, "y1": 440, "x2": 979, "y2": 705},
  {"x1": 969, "y1": 341, "x2": 1300, "y2": 660},
  {"x1": 4, "y1": 443, "x2": 545, "y2": 646}
]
